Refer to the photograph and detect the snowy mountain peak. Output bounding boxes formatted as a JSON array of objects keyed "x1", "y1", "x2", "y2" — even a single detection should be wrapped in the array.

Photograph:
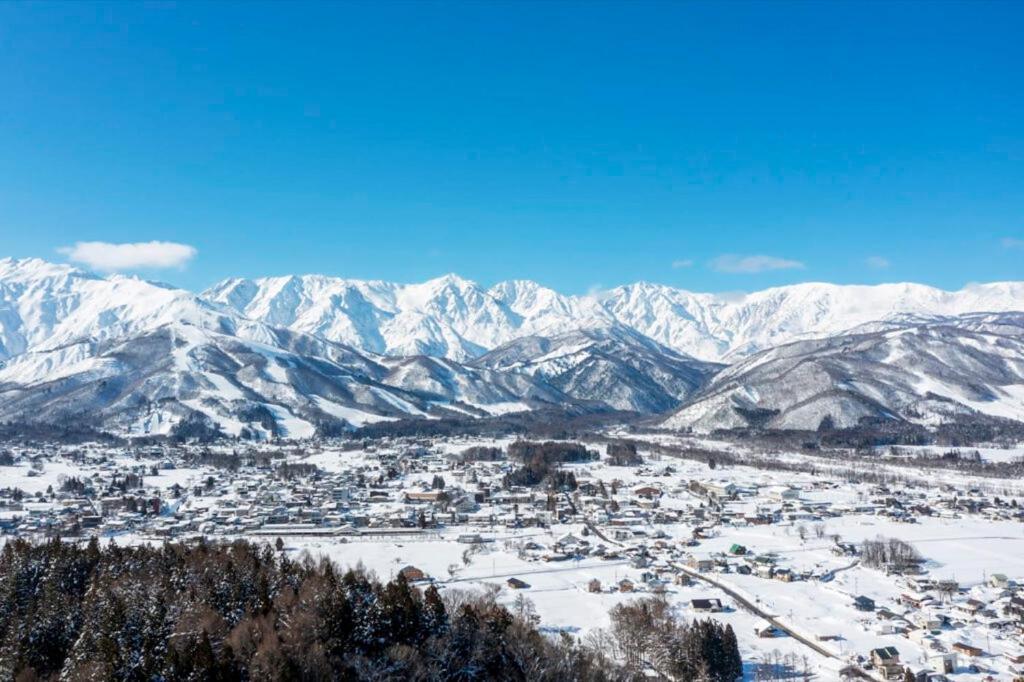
[
  {"x1": 2, "y1": 257, "x2": 1024, "y2": 435},
  {"x1": 0, "y1": 257, "x2": 93, "y2": 285}
]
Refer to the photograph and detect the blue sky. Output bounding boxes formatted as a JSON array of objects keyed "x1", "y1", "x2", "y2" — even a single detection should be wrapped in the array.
[{"x1": 1, "y1": 1, "x2": 1022, "y2": 293}]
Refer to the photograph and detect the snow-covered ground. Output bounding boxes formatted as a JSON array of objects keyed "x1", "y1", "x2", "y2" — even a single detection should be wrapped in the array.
[{"x1": 4, "y1": 433, "x2": 1024, "y2": 680}]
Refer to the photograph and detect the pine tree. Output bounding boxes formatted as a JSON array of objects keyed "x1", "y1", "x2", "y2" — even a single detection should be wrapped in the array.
[
  {"x1": 422, "y1": 584, "x2": 448, "y2": 636},
  {"x1": 723, "y1": 624, "x2": 743, "y2": 681}
]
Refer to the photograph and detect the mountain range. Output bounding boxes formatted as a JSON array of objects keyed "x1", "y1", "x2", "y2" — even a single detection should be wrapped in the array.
[{"x1": 1, "y1": 256, "x2": 1023, "y2": 437}]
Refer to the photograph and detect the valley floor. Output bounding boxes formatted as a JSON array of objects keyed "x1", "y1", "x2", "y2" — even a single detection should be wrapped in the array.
[{"x1": 2, "y1": 432, "x2": 1023, "y2": 680}]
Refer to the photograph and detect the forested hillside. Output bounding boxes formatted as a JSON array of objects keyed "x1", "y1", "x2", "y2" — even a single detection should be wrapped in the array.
[{"x1": 0, "y1": 539, "x2": 741, "y2": 681}]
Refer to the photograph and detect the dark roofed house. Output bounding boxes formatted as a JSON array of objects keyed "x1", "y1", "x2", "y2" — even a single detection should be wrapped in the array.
[
  {"x1": 853, "y1": 595, "x2": 876, "y2": 611},
  {"x1": 506, "y1": 577, "x2": 530, "y2": 590},
  {"x1": 870, "y1": 646, "x2": 901, "y2": 677},
  {"x1": 691, "y1": 598, "x2": 723, "y2": 613}
]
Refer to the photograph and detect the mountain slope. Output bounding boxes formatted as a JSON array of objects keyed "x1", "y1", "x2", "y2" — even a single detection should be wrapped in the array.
[
  {"x1": 0, "y1": 320, "x2": 443, "y2": 438},
  {"x1": 3, "y1": 257, "x2": 1024, "y2": 435},
  {"x1": 379, "y1": 355, "x2": 571, "y2": 415},
  {"x1": 474, "y1": 325, "x2": 722, "y2": 413},
  {"x1": 0, "y1": 260, "x2": 580, "y2": 436},
  {"x1": 662, "y1": 313, "x2": 1024, "y2": 432}
]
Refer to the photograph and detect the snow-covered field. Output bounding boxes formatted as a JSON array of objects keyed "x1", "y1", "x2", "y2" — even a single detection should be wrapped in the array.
[{"x1": 3, "y1": 433, "x2": 1024, "y2": 680}]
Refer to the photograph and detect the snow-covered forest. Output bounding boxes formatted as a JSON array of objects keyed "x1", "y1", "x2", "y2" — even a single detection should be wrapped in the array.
[{"x1": 0, "y1": 538, "x2": 741, "y2": 681}]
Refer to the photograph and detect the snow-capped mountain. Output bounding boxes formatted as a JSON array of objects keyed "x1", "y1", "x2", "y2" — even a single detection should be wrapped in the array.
[
  {"x1": 204, "y1": 274, "x2": 610, "y2": 361},
  {"x1": 3, "y1": 256, "x2": 1024, "y2": 436},
  {"x1": 663, "y1": 312, "x2": 1024, "y2": 432},
  {"x1": 0, "y1": 321, "x2": 427, "y2": 438},
  {"x1": 204, "y1": 272, "x2": 1024, "y2": 362},
  {"x1": 0, "y1": 259, "x2": 579, "y2": 436},
  {"x1": 0, "y1": 257, "x2": 281, "y2": 361},
  {"x1": 598, "y1": 280, "x2": 1024, "y2": 361},
  {"x1": 474, "y1": 325, "x2": 721, "y2": 413}
]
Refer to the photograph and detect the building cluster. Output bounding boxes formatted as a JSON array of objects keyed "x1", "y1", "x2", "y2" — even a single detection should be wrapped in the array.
[{"x1": 2, "y1": 437, "x2": 1023, "y2": 680}]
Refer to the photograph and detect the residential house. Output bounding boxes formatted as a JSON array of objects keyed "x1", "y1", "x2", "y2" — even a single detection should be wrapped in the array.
[
  {"x1": 853, "y1": 595, "x2": 876, "y2": 611},
  {"x1": 869, "y1": 647, "x2": 902, "y2": 678},
  {"x1": 951, "y1": 642, "x2": 983, "y2": 658},
  {"x1": 691, "y1": 598, "x2": 724, "y2": 613}
]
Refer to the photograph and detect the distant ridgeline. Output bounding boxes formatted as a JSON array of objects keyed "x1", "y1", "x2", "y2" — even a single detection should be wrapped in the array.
[{"x1": 2, "y1": 258, "x2": 1024, "y2": 439}]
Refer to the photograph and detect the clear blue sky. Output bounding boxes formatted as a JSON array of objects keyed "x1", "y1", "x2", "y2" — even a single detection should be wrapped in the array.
[{"x1": 1, "y1": 1, "x2": 1022, "y2": 293}]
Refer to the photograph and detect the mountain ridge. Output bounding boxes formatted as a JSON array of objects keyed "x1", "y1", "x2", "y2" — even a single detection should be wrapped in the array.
[
  {"x1": 2, "y1": 257, "x2": 1024, "y2": 437},
  {"x1": 204, "y1": 267, "x2": 1024, "y2": 362}
]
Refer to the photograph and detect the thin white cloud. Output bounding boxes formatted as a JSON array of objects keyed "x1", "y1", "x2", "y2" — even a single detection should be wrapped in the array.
[
  {"x1": 671, "y1": 258, "x2": 695, "y2": 269},
  {"x1": 1002, "y1": 237, "x2": 1024, "y2": 250},
  {"x1": 58, "y1": 241, "x2": 197, "y2": 271},
  {"x1": 865, "y1": 256, "x2": 890, "y2": 269},
  {"x1": 709, "y1": 254, "x2": 805, "y2": 274}
]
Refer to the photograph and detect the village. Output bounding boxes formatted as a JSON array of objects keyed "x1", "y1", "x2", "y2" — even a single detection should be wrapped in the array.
[{"x1": 2, "y1": 433, "x2": 1024, "y2": 681}]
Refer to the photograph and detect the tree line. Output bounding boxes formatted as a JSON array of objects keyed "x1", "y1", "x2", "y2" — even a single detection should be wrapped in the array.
[
  {"x1": 594, "y1": 597, "x2": 743, "y2": 681},
  {"x1": 503, "y1": 440, "x2": 597, "y2": 490},
  {"x1": 860, "y1": 537, "x2": 924, "y2": 573},
  {"x1": 0, "y1": 538, "x2": 621, "y2": 681},
  {"x1": 0, "y1": 538, "x2": 746, "y2": 681}
]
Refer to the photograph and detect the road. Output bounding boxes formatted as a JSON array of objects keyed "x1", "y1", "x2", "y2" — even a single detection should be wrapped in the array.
[{"x1": 675, "y1": 563, "x2": 882, "y2": 681}]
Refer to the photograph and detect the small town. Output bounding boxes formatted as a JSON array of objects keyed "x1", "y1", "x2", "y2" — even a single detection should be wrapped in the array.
[{"x1": 3, "y1": 433, "x2": 1023, "y2": 681}]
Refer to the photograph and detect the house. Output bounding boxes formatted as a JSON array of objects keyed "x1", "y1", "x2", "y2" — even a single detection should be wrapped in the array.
[
  {"x1": 673, "y1": 573, "x2": 692, "y2": 586},
  {"x1": 456, "y1": 533, "x2": 483, "y2": 544},
  {"x1": 765, "y1": 485, "x2": 800, "y2": 501},
  {"x1": 633, "y1": 486, "x2": 661, "y2": 500},
  {"x1": 754, "y1": 621, "x2": 780, "y2": 638},
  {"x1": 910, "y1": 611, "x2": 942, "y2": 630},
  {"x1": 506, "y1": 577, "x2": 530, "y2": 590},
  {"x1": 869, "y1": 647, "x2": 902, "y2": 678},
  {"x1": 631, "y1": 555, "x2": 650, "y2": 569},
  {"x1": 988, "y1": 573, "x2": 1010, "y2": 589},
  {"x1": 901, "y1": 593, "x2": 930, "y2": 609},
  {"x1": 906, "y1": 577, "x2": 934, "y2": 593},
  {"x1": 951, "y1": 642, "x2": 983, "y2": 658},
  {"x1": 954, "y1": 599, "x2": 985, "y2": 619},
  {"x1": 399, "y1": 565, "x2": 427, "y2": 582},
  {"x1": 617, "y1": 578, "x2": 635, "y2": 593},
  {"x1": 587, "y1": 578, "x2": 602, "y2": 593},
  {"x1": 691, "y1": 598, "x2": 723, "y2": 613},
  {"x1": 703, "y1": 482, "x2": 737, "y2": 499},
  {"x1": 926, "y1": 652, "x2": 957, "y2": 674},
  {"x1": 729, "y1": 543, "x2": 747, "y2": 556},
  {"x1": 853, "y1": 595, "x2": 876, "y2": 611},
  {"x1": 774, "y1": 568, "x2": 795, "y2": 582}
]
